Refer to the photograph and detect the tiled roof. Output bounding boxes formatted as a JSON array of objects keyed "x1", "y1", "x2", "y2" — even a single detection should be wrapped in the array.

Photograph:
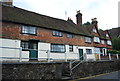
[
  {"x1": 109, "y1": 27, "x2": 120, "y2": 38},
  {"x1": 2, "y1": 5, "x2": 91, "y2": 37}
]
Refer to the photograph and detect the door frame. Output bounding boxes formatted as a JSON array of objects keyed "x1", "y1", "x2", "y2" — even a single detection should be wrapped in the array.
[
  {"x1": 78, "y1": 49, "x2": 84, "y2": 60},
  {"x1": 29, "y1": 40, "x2": 38, "y2": 60}
]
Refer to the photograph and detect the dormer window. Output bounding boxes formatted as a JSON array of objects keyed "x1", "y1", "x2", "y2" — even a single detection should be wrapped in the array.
[
  {"x1": 93, "y1": 28, "x2": 97, "y2": 33},
  {"x1": 94, "y1": 37, "x2": 100, "y2": 43},
  {"x1": 101, "y1": 40, "x2": 105, "y2": 44},
  {"x1": 107, "y1": 40, "x2": 112, "y2": 45},
  {"x1": 106, "y1": 34, "x2": 109, "y2": 37}
]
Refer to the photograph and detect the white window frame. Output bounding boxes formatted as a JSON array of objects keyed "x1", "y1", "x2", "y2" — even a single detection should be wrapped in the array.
[
  {"x1": 69, "y1": 45, "x2": 73, "y2": 52},
  {"x1": 101, "y1": 40, "x2": 105, "y2": 44},
  {"x1": 86, "y1": 49, "x2": 92, "y2": 54},
  {"x1": 67, "y1": 34, "x2": 73, "y2": 38},
  {"x1": 94, "y1": 37, "x2": 100, "y2": 43},
  {"x1": 107, "y1": 40, "x2": 112, "y2": 45},
  {"x1": 106, "y1": 34, "x2": 109, "y2": 37},
  {"x1": 85, "y1": 37, "x2": 91, "y2": 43},
  {"x1": 51, "y1": 44, "x2": 65, "y2": 53},
  {"x1": 22, "y1": 26, "x2": 36, "y2": 35},
  {"x1": 93, "y1": 28, "x2": 97, "y2": 33},
  {"x1": 52, "y1": 31, "x2": 62, "y2": 37}
]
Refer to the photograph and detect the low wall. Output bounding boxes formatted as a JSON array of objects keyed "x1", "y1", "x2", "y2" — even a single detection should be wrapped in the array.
[{"x1": 2, "y1": 60, "x2": 120, "y2": 80}]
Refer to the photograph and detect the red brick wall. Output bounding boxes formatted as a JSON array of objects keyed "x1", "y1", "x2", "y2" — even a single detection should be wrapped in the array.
[{"x1": 1, "y1": 22, "x2": 93, "y2": 47}]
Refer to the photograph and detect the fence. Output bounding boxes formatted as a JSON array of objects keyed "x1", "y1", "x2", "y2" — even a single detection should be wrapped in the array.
[
  {"x1": 0, "y1": 46, "x2": 80, "y2": 62},
  {"x1": 0, "y1": 46, "x2": 119, "y2": 62}
]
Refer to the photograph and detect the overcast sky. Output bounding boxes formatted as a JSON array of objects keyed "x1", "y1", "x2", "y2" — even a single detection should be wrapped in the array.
[{"x1": 13, "y1": 0, "x2": 119, "y2": 30}]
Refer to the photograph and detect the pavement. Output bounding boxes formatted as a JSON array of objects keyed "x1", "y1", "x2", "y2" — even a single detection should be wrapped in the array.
[{"x1": 69, "y1": 71, "x2": 120, "y2": 81}]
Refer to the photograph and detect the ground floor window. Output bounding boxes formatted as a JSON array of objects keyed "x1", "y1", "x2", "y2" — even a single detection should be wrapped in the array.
[
  {"x1": 51, "y1": 44, "x2": 65, "y2": 53},
  {"x1": 86, "y1": 49, "x2": 92, "y2": 54},
  {"x1": 21, "y1": 41, "x2": 29, "y2": 50},
  {"x1": 69, "y1": 45, "x2": 73, "y2": 52}
]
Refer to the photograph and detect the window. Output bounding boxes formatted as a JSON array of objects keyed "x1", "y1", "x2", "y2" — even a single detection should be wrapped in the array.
[
  {"x1": 106, "y1": 34, "x2": 109, "y2": 37},
  {"x1": 101, "y1": 40, "x2": 105, "y2": 44},
  {"x1": 107, "y1": 40, "x2": 112, "y2": 45},
  {"x1": 85, "y1": 37, "x2": 91, "y2": 43},
  {"x1": 67, "y1": 34, "x2": 73, "y2": 38},
  {"x1": 69, "y1": 45, "x2": 73, "y2": 52},
  {"x1": 86, "y1": 49, "x2": 92, "y2": 54},
  {"x1": 52, "y1": 31, "x2": 62, "y2": 37},
  {"x1": 51, "y1": 44, "x2": 65, "y2": 52},
  {"x1": 93, "y1": 28, "x2": 97, "y2": 33},
  {"x1": 22, "y1": 26, "x2": 36, "y2": 35},
  {"x1": 94, "y1": 48, "x2": 100, "y2": 54},
  {"x1": 94, "y1": 37, "x2": 100, "y2": 43},
  {"x1": 21, "y1": 41, "x2": 29, "y2": 50}
]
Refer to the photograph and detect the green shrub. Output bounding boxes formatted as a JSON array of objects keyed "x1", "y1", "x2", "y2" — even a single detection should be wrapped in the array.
[{"x1": 107, "y1": 50, "x2": 120, "y2": 54}]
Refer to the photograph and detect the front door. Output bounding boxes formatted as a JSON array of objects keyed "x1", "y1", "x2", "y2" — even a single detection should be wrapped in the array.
[
  {"x1": 29, "y1": 41, "x2": 38, "y2": 60},
  {"x1": 78, "y1": 49, "x2": 83, "y2": 60}
]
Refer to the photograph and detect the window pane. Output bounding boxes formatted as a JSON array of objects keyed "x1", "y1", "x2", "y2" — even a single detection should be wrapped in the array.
[
  {"x1": 51, "y1": 44, "x2": 65, "y2": 52},
  {"x1": 21, "y1": 41, "x2": 29, "y2": 50}
]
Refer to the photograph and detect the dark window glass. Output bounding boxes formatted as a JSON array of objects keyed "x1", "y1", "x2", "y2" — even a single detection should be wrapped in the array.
[
  {"x1": 69, "y1": 45, "x2": 73, "y2": 52},
  {"x1": 86, "y1": 49, "x2": 92, "y2": 54},
  {"x1": 51, "y1": 44, "x2": 65, "y2": 53},
  {"x1": 52, "y1": 31, "x2": 62, "y2": 37},
  {"x1": 21, "y1": 41, "x2": 29, "y2": 50},
  {"x1": 67, "y1": 34, "x2": 73, "y2": 38}
]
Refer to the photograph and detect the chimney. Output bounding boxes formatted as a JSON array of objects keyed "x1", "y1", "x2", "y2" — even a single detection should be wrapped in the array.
[
  {"x1": 76, "y1": 10, "x2": 82, "y2": 25},
  {"x1": 0, "y1": 0, "x2": 13, "y2": 6},
  {"x1": 91, "y1": 18, "x2": 98, "y2": 28}
]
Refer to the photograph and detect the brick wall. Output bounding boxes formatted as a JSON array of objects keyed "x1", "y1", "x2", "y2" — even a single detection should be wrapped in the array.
[
  {"x1": 1, "y1": 22, "x2": 112, "y2": 49},
  {"x1": 1, "y1": 22, "x2": 93, "y2": 47}
]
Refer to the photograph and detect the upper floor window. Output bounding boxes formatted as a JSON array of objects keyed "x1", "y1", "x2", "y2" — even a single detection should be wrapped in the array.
[
  {"x1": 93, "y1": 28, "x2": 97, "y2": 33},
  {"x1": 51, "y1": 44, "x2": 65, "y2": 53},
  {"x1": 101, "y1": 40, "x2": 105, "y2": 44},
  {"x1": 107, "y1": 40, "x2": 112, "y2": 45},
  {"x1": 67, "y1": 34, "x2": 73, "y2": 38},
  {"x1": 86, "y1": 49, "x2": 92, "y2": 54},
  {"x1": 21, "y1": 26, "x2": 36, "y2": 35},
  {"x1": 106, "y1": 34, "x2": 109, "y2": 37},
  {"x1": 85, "y1": 37, "x2": 91, "y2": 43},
  {"x1": 52, "y1": 31, "x2": 62, "y2": 37},
  {"x1": 94, "y1": 37, "x2": 100, "y2": 43},
  {"x1": 69, "y1": 45, "x2": 73, "y2": 52}
]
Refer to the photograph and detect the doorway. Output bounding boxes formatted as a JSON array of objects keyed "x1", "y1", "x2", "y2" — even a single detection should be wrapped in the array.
[{"x1": 78, "y1": 49, "x2": 84, "y2": 60}]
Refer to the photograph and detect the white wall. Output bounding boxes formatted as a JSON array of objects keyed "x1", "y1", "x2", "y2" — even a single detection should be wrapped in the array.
[
  {"x1": 22, "y1": 51, "x2": 29, "y2": 61},
  {"x1": 0, "y1": 38, "x2": 21, "y2": 61},
  {"x1": 77, "y1": 46, "x2": 95, "y2": 61},
  {"x1": 38, "y1": 42, "x2": 95, "y2": 61}
]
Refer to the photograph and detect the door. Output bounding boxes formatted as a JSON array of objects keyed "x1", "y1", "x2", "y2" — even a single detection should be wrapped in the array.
[
  {"x1": 29, "y1": 41, "x2": 38, "y2": 60},
  {"x1": 78, "y1": 49, "x2": 84, "y2": 60}
]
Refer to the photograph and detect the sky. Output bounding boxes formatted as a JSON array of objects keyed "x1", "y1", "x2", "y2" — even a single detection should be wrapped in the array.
[{"x1": 13, "y1": 0, "x2": 119, "y2": 30}]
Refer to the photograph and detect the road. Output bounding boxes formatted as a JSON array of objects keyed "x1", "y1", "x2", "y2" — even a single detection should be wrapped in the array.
[{"x1": 70, "y1": 71, "x2": 120, "y2": 81}]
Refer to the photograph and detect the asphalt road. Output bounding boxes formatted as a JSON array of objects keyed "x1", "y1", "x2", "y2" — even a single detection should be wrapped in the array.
[{"x1": 71, "y1": 71, "x2": 120, "y2": 81}]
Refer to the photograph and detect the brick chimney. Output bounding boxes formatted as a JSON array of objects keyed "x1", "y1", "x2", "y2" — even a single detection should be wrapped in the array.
[
  {"x1": 76, "y1": 10, "x2": 82, "y2": 25},
  {"x1": 0, "y1": 0, "x2": 13, "y2": 6},
  {"x1": 91, "y1": 18, "x2": 98, "y2": 28}
]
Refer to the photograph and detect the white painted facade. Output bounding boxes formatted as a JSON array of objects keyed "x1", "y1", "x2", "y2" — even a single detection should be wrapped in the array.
[{"x1": 1, "y1": 38, "x2": 96, "y2": 61}]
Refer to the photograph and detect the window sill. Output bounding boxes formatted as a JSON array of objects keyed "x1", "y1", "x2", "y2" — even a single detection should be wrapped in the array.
[
  {"x1": 21, "y1": 33, "x2": 37, "y2": 36},
  {"x1": 51, "y1": 51, "x2": 65, "y2": 53},
  {"x1": 85, "y1": 42, "x2": 91, "y2": 44}
]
